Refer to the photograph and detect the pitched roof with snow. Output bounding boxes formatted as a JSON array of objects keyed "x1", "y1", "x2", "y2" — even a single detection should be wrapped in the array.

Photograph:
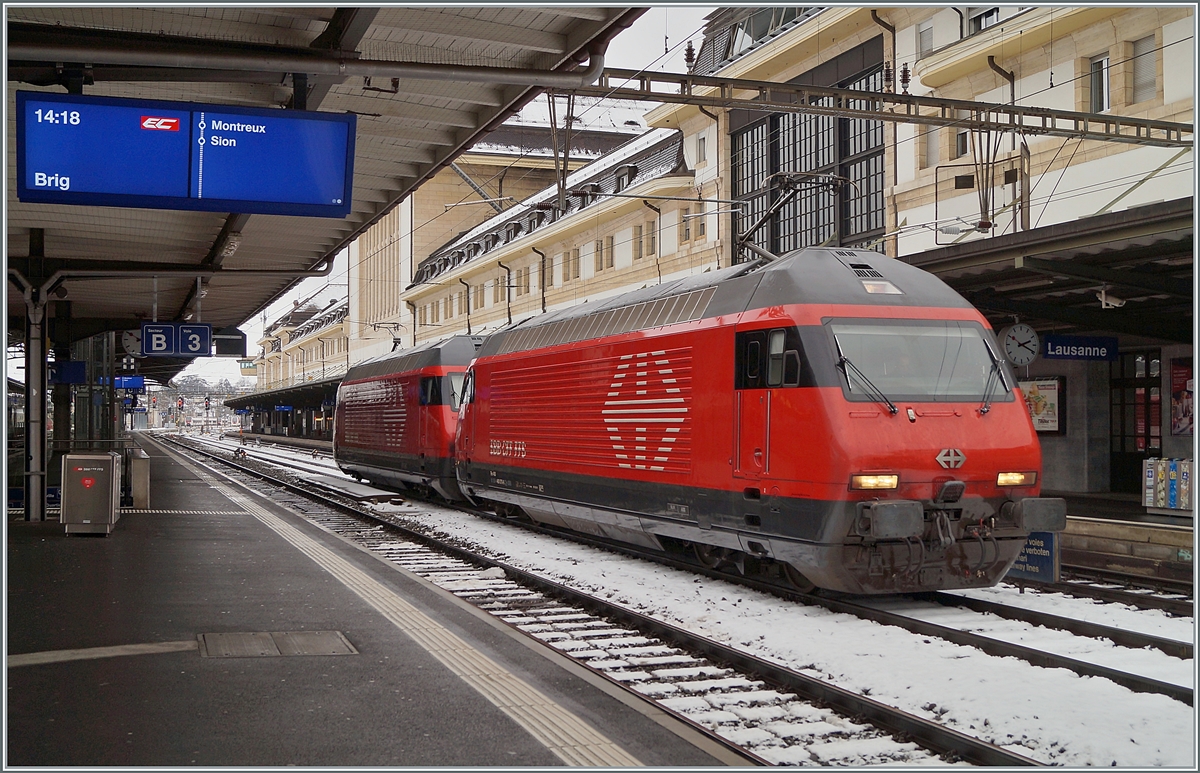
[{"x1": 411, "y1": 127, "x2": 684, "y2": 286}]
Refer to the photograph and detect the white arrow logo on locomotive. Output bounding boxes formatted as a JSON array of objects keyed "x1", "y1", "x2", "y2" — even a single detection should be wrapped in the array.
[
  {"x1": 936, "y1": 448, "x2": 966, "y2": 469},
  {"x1": 603, "y1": 349, "x2": 688, "y2": 472}
]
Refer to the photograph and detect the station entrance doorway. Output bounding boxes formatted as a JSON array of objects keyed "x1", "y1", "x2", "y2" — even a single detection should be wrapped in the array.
[{"x1": 1109, "y1": 349, "x2": 1162, "y2": 493}]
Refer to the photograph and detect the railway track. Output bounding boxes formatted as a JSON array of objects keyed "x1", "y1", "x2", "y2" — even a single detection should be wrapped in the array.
[
  {"x1": 1042, "y1": 570, "x2": 1194, "y2": 617},
  {"x1": 160, "y1": 433, "x2": 1045, "y2": 766},
  {"x1": 176, "y1": 434, "x2": 1194, "y2": 706},
  {"x1": 210, "y1": 432, "x2": 1194, "y2": 618}
]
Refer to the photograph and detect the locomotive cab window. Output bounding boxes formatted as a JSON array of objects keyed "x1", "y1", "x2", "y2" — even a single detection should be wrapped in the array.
[
  {"x1": 767, "y1": 330, "x2": 786, "y2": 386},
  {"x1": 829, "y1": 319, "x2": 1011, "y2": 403},
  {"x1": 420, "y1": 374, "x2": 467, "y2": 408},
  {"x1": 737, "y1": 327, "x2": 806, "y2": 389},
  {"x1": 460, "y1": 371, "x2": 475, "y2": 406},
  {"x1": 419, "y1": 376, "x2": 441, "y2": 406},
  {"x1": 447, "y1": 373, "x2": 466, "y2": 411},
  {"x1": 746, "y1": 341, "x2": 761, "y2": 381}
]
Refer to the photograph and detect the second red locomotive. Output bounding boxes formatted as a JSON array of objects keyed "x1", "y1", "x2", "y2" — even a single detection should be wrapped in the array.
[{"x1": 334, "y1": 335, "x2": 480, "y2": 500}]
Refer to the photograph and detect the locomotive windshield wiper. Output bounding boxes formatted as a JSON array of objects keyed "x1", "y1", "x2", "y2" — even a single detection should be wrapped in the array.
[
  {"x1": 833, "y1": 340, "x2": 898, "y2": 415},
  {"x1": 979, "y1": 357, "x2": 1004, "y2": 415}
]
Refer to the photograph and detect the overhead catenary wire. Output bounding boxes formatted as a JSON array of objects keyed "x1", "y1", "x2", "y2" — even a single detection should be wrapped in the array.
[{"x1": 316, "y1": 16, "x2": 1190, "y2": 348}]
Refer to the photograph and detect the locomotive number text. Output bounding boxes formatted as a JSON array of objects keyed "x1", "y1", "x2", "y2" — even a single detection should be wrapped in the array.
[{"x1": 490, "y1": 439, "x2": 527, "y2": 458}]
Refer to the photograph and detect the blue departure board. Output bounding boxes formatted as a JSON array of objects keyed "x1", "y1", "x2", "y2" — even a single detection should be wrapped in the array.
[{"x1": 16, "y1": 91, "x2": 356, "y2": 218}]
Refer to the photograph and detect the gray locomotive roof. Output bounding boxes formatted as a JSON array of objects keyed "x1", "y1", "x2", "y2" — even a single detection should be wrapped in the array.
[
  {"x1": 342, "y1": 334, "x2": 482, "y2": 383},
  {"x1": 477, "y1": 247, "x2": 976, "y2": 358}
]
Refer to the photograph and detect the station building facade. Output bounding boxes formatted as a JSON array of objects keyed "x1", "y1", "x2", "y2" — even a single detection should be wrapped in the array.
[
  {"x1": 350, "y1": 101, "x2": 651, "y2": 362},
  {"x1": 397, "y1": 126, "x2": 722, "y2": 346}
]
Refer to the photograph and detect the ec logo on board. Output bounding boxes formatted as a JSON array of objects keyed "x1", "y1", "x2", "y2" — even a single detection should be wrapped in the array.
[{"x1": 140, "y1": 116, "x2": 180, "y2": 131}]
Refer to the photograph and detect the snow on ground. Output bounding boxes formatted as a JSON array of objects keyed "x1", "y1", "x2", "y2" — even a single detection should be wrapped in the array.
[
  {"x1": 856, "y1": 595, "x2": 1192, "y2": 688},
  {"x1": 948, "y1": 584, "x2": 1195, "y2": 642},
  {"x1": 371, "y1": 500, "x2": 1196, "y2": 768}
]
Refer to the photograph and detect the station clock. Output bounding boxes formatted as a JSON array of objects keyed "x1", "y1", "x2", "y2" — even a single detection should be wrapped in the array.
[{"x1": 999, "y1": 324, "x2": 1039, "y2": 367}]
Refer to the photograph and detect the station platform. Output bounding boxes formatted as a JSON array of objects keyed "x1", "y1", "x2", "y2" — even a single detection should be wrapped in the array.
[{"x1": 6, "y1": 434, "x2": 739, "y2": 767}]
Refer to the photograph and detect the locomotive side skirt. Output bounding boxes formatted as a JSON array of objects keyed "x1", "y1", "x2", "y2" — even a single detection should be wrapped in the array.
[{"x1": 459, "y1": 460, "x2": 1058, "y2": 594}]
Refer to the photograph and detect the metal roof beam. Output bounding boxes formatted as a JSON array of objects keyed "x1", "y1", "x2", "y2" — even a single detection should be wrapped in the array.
[
  {"x1": 368, "y1": 9, "x2": 568, "y2": 54},
  {"x1": 1016, "y1": 256, "x2": 1192, "y2": 299},
  {"x1": 570, "y1": 68, "x2": 1192, "y2": 148},
  {"x1": 302, "y1": 7, "x2": 379, "y2": 110},
  {"x1": 7, "y1": 22, "x2": 607, "y2": 89},
  {"x1": 967, "y1": 291, "x2": 1193, "y2": 343}
]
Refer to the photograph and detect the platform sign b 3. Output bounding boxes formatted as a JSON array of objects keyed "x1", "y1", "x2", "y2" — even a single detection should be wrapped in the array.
[
  {"x1": 140, "y1": 322, "x2": 212, "y2": 357},
  {"x1": 141, "y1": 323, "x2": 175, "y2": 356}
]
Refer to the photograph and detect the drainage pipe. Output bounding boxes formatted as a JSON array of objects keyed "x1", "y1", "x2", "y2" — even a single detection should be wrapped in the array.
[
  {"x1": 405, "y1": 301, "x2": 418, "y2": 348},
  {"x1": 531, "y1": 247, "x2": 547, "y2": 313},
  {"x1": 458, "y1": 278, "x2": 472, "y2": 335},
  {"x1": 988, "y1": 55, "x2": 1017, "y2": 152},
  {"x1": 496, "y1": 262, "x2": 513, "y2": 325}
]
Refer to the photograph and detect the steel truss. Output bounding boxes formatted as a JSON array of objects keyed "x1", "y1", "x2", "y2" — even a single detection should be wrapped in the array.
[{"x1": 569, "y1": 68, "x2": 1193, "y2": 149}]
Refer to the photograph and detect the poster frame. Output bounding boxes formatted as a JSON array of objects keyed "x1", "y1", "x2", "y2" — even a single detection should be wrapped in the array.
[{"x1": 1017, "y1": 376, "x2": 1065, "y2": 435}]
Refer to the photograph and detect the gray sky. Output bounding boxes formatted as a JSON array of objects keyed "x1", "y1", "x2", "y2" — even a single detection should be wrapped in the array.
[{"x1": 183, "y1": 5, "x2": 718, "y2": 383}]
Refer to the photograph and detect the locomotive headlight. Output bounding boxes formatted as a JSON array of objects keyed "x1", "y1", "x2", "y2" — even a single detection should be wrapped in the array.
[
  {"x1": 996, "y1": 472, "x2": 1037, "y2": 487},
  {"x1": 851, "y1": 474, "x2": 899, "y2": 490}
]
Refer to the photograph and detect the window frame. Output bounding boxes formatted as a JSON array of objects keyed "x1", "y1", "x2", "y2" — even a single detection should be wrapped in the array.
[
  {"x1": 1131, "y1": 35, "x2": 1156, "y2": 104},
  {"x1": 969, "y1": 7, "x2": 1000, "y2": 35},
  {"x1": 1090, "y1": 53, "x2": 1111, "y2": 113},
  {"x1": 917, "y1": 20, "x2": 934, "y2": 56}
]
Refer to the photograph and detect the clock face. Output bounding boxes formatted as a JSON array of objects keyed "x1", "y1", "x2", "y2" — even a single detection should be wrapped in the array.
[
  {"x1": 1000, "y1": 324, "x2": 1039, "y2": 366},
  {"x1": 121, "y1": 329, "x2": 145, "y2": 358}
]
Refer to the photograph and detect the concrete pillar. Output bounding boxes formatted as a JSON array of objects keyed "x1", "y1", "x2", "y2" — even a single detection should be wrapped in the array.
[{"x1": 50, "y1": 300, "x2": 73, "y2": 486}]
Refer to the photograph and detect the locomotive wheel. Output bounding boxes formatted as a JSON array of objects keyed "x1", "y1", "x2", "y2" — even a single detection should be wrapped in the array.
[
  {"x1": 493, "y1": 502, "x2": 532, "y2": 522},
  {"x1": 782, "y1": 562, "x2": 816, "y2": 593},
  {"x1": 693, "y1": 543, "x2": 731, "y2": 569}
]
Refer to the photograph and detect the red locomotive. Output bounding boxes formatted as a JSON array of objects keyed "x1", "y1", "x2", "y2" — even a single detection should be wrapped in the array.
[
  {"x1": 334, "y1": 336, "x2": 480, "y2": 500},
  {"x1": 453, "y1": 247, "x2": 1065, "y2": 594}
]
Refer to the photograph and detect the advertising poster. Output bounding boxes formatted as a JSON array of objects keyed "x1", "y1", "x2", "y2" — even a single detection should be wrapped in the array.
[
  {"x1": 1170, "y1": 357, "x2": 1193, "y2": 436},
  {"x1": 1018, "y1": 378, "x2": 1063, "y2": 433}
]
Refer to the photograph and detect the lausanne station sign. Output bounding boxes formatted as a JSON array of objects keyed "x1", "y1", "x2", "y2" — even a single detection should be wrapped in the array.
[{"x1": 16, "y1": 92, "x2": 356, "y2": 218}]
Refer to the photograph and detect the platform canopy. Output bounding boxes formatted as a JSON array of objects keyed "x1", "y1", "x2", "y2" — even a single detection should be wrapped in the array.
[{"x1": 7, "y1": 6, "x2": 642, "y2": 382}]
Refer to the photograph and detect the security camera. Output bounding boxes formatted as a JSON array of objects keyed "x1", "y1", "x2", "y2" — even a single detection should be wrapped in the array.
[{"x1": 1096, "y1": 289, "x2": 1126, "y2": 309}]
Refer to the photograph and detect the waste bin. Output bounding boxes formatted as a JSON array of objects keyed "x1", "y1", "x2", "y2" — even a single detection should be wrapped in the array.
[
  {"x1": 130, "y1": 448, "x2": 151, "y2": 509},
  {"x1": 61, "y1": 452, "x2": 121, "y2": 535}
]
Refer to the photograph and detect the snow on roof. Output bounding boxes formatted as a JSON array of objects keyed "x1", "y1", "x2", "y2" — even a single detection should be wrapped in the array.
[
  {"x1": 504, "y1": 93, "x2": 654, "y2": 133},
  {"x1": 412, "y1": 127, "x2": 682, "y2": 284},
  {"x1": 468, "y1": 95, "x2": 656, "y2": 159}
]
